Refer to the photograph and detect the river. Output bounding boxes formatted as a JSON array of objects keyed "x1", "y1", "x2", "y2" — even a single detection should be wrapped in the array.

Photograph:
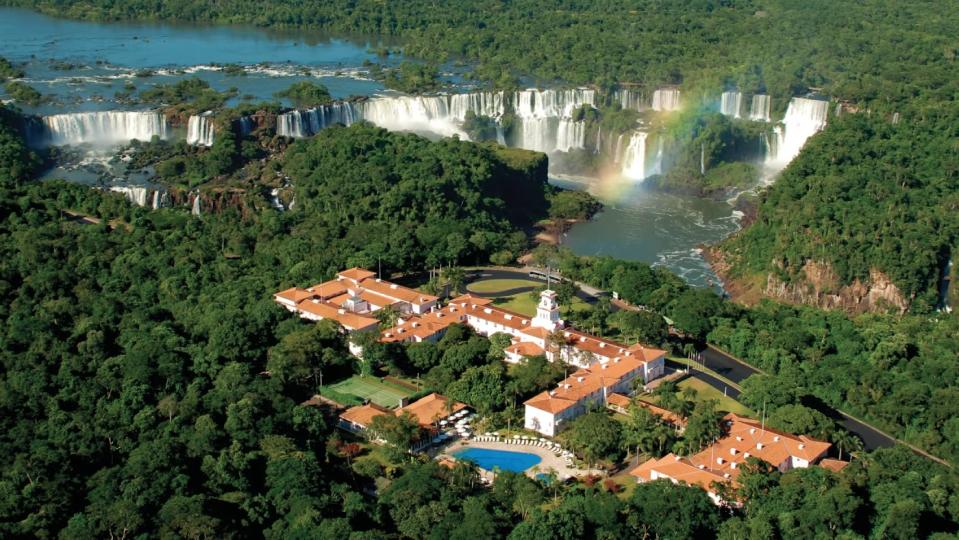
[
  {"x1": 549, "y1": 176, "x2": 739, "y2": 289},
  {"x1": 1, "y1": 7, "x2": 742, "y2": 288},
  {"x1": 0, "y1": 7, "x2": 391, "y2": 115}
]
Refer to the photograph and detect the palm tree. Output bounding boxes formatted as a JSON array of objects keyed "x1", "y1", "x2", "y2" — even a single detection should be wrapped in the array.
[
  {"x1": 831, "y1": 430, "x2": 864, "y2": 461},
  {"x1": 547, "y1": 329, "x2": 569, "y2": 363},
  {"x1": 440, "y1": 266, "x2": 465, "y2": 298}
]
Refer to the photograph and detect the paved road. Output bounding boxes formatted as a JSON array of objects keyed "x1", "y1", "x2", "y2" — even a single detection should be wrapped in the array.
[
  {"x1": 467, "y1": 266, "x2": 908, "y2": 456},
  {"x1": 698, "y1": 346, "x2": 896, "y2": 451}
]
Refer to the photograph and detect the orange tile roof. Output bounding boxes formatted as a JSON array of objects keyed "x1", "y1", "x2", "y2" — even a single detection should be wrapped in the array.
[
  {"x1": 819, "y1": 459, "x2": 850, "y2": 473},
  {"x1": 337, "y1": 267, "x2": 376, "y2": 282},
  {"x1": 560, "y1": 329, "x2": 666, "y2": 362},
  {"x1": 399, "y1": 393, "x2": 466, "y2": 427},
  {"x1": 632, "y1": 414, "x2": 832, "y2": 502},
  {"x1": 274, "y1": 287, "x2": 320, "y2": 304},
  {"x1": 381, "y1": 311, "x2": 460, "y2": 342},
  {"x1": 451, "y1": 298, "x2": 534, "y2": 332},
  {"x1": 340, "y1": 403, "x2": 391, "y2": 427},
  {"x1": 524, "y1": 354, "x2": 645, "y2": 414},
  {"x1": 634, "y1": 398, "x2": 687, "y2": 427},
  {"x1": 631, "y1": 454, "x2": 735, "y2": 494},
  {"x1": 448, "y1": 294, "x2": 493, "y2": 306},
  {"x1": 360, "y1": 278, "x2": 438, "y2": 306},
  {"x1": 294, "y1": 299, "x2": 379, "y2": 331},
  {"x1": 306, "y1": 280, "x2": 349, "y2": 299},
  {"x1": 607, "y1": 393, "x2": 632, "y2": 409},
  {"x1": 505, "y1": 341, "x2": 546, "y2": 357}
]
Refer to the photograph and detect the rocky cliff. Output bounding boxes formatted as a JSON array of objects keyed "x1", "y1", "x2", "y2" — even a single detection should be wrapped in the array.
[{"x1": 707, "y1": 249, "x2": 911, "y2": 314}]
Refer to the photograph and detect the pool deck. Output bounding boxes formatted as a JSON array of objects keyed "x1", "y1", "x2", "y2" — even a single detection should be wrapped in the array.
[{"x1": 440, "y1": 439, "x2": 600, "y2": 481}]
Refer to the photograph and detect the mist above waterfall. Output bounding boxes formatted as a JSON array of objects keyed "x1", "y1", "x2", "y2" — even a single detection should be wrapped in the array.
[
  {"x1": 32, "y1": 111, "x2": 169, "y2": 147},
  {"x1": 765, "y1": 97, "x2": 829, "y2": 172}
]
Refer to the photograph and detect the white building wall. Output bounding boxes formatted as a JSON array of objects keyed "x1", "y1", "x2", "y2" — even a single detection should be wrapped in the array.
[{"x1": 525, "y1": 406, "x2": 557, "y2": 436}]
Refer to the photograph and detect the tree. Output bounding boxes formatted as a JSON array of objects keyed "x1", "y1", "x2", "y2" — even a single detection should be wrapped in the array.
[
  {"x1": 567, "y1": 411, "x2": 623, "y2": 465},
  {"x1": 625, "y1": 480, "x2": 721, "y2": 539},
  {"x1": 446, "y1": 364, "x2": 508, "y2": 414},
  {"x1": 830, "y1": 429, "x2": 863, "y2": 462},
  {"x1": 370, "y1": 412, "x2": 421, "y2": 451},
  {"x1": 609, "y1": 309, "x2": 669, "y2": 346},
  {"x1": 766, "y1": 404, "x2": 834, "y2": 440},
  {"x1": 682, "y1": 399, "x2": 723, "y2": 453}
]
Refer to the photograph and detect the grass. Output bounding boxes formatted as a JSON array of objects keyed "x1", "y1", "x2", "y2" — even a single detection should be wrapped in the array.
[
  {"x1": 467, "y1": 278, "x2": 541, "y2": 294},
  {"x1": 492, "y1": 292, "x2": 591, "y2": 318},
  {"x1": 675, "y1": 377, "x2": 753, "y2": 416},
  {"x1": 325, "y1": 375, "x2": 414, "y2": 408}
]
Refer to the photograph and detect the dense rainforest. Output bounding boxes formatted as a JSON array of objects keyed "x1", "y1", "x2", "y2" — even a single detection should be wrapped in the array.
[
  {"x1": 3, "y1": 97, "x2": 959, "y2": 537},
  {"x1": 4, "y1": 0, "x2": 957, "y2": 307},
  {"x1": 719, "y1": 105, "x2": 959, "y2": 311},
  {"x1": 3, "y1": 0, "x2": 957, "y2": 110},
  {"x1": 2, "y1": 1, "x2": 959, "y2": 538}
]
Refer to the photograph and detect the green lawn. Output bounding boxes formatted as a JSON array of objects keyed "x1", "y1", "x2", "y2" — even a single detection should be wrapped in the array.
[
  {"x1": 672, "y1": 377, "x2": 753, "y2": 416},
  {"x1": 492, "y1": 292, "x2": 591, "y2": 318},
  {"x1": 325, "y1": 375, "x2": 413, "y2": 408},
  {"x1": 467, "y1": 278, "x2": 541, "y2": 294}
]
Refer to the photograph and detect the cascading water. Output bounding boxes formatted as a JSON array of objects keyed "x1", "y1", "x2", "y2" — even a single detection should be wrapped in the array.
[
  {"x1": 277, "y1": 103, "x2": 358, "y2": 138},
  {"x1": 186, "y1": 112, "x2": 215, "y2": 147},
  {"x1": 765, "y1": 97, "x2": 829, "y2": 170},
  {"x1": 512, "y1": 88, "x2": 594, "y2": 153},
  {"x1": 555, "y1": 120, "x2": 586, "y2": 153},
  {"x1": 620, "y1": 131, "x2": 648, "y2": 181},
  {"x1": 615, "y1": 88, "x2": 646, "y2": 111},
  {"x1": 750, "y1": 95, "x2": 771, "y2": 122},
  {"x1": 358, "y1": 95, "x2": 462, "y2": 138},
  {"x1": 720, "y1": 91, "x2": 743, "y2": 118},
  {"x1": 110, "y1": 186, "x2": 149, "y2": 206},
  {"x1": 236, "y1": 116, "x2": 255, "y2": 136},
  {"x1": 275, "y1": 89, "x2": 593, "y2": 153},
  {"x1": 651, "y1": 89, "x2": 681, "y2": 112},
  {"x1": 191, "y1": 194, "x2": 201, "y2": 216},
  {"x1": 34, "y1": 111, "x2": 168, "y2": 146},
  {"x1": 448, "y1": 91, "x2": 506, "y2": 120}
]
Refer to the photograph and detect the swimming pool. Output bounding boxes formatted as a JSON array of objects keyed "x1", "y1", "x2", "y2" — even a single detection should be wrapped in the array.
[{"x1": 453, "y1": 448, "x2": 542, "y2": 473}]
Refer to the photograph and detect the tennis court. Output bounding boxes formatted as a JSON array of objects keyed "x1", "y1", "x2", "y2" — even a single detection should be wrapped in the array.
[{"x1": 328, "y1": 376, "x2": 413, "y2": 408}]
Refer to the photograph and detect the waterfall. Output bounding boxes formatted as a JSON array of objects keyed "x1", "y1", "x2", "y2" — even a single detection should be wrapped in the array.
[
  {"x1": 651, "y1": 136, "x2": 665, "y2": 176},
  {"x1": 720, "y1": 91, "x2": 743, "y2": 118},
  {"x1": 765, "y1": 97, "x2": 829, "y2": 170},
  {"x1": 448, "y1": 91, "x2": 506, "y2": 120},
  {"x1": 513, "y1": 88, "x2": 595, "y2": 118},
  {"x1": 620, "y1": 131, "x2": 648, "y2": 181},
  {"x1": 613, "y1": 133, "x2": 626, "y2": 163},
  {"x1": 270, "y1": 188, "x2": 285, "y2": 211},
  {"x1": 236, "y1": 116, "x2": 255, "y2": 136},
  {"x1": 35, "y1": 111, "x2": 168, "y2": 146},
  {"x1": 749, "y1": 95, "x2": 771, "y2": 122},
  {"x1": 277, "y1": 102, "x2": 359, "y2": 138},
  {"x1": 651, "y1": 89, "x2": 681, "y2": 112},
  {"x1": 110, "y1": 186, "x2": 149, "y2": 206},
  {"x1": 615, "y1": 88, "x2": 646, "y2": 111},
  {"x1": 186, "y1": 112, "x2": 215, "y2": 147},
  {"x1": 555, "y1": 119, "x2": 586, "y2": 153},
  {"x1": 358, "y1": 95, "x2": 462, "y2": 138},
  {"x1": 191, "y1": 194, "x2": 201, "y2": 216},
  {"x1": 276, "y1": 88, "x2": 593, "y2": 153},
  {"x1": 700, "y1": 143, "x2": 706, "y2": 175}
]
